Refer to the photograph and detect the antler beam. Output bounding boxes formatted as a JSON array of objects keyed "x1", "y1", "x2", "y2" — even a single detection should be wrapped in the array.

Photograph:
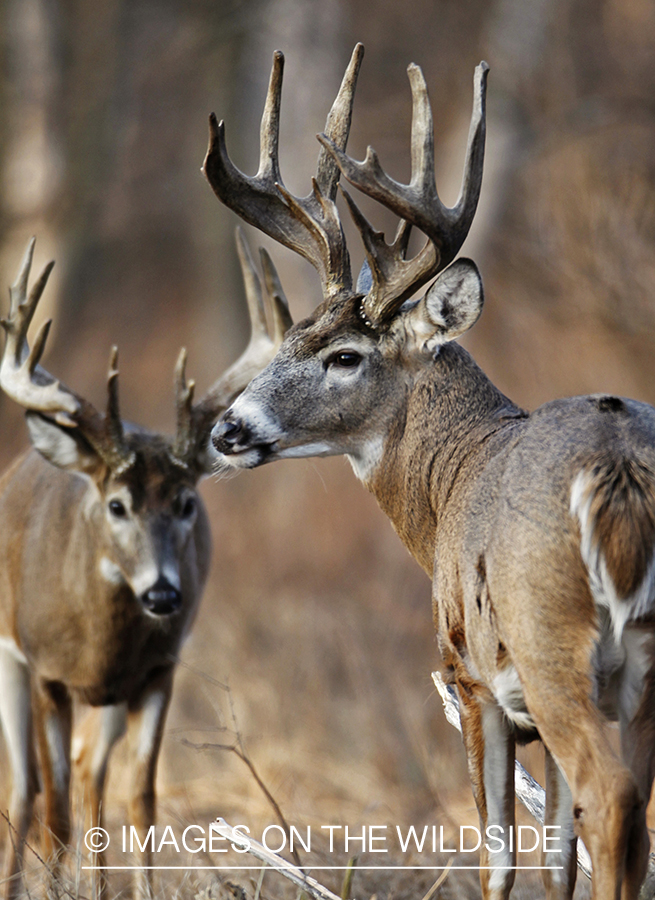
[
  {"x1": 203, "y1": 45, "x2": 364, "y2": 299},
  {"x1": 319, "y1": 61, "x2": 488, "y2": 325}
]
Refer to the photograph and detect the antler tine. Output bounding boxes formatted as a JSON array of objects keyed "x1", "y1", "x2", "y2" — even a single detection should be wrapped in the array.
[
  {"x1": 315, "y1": 42, "x2": 364, "y2": 203},
  {"x1": 258, "y1": 51, "x2": 284, "y2": 185},
  {"x1": 1, "y1": 239, "x2": 79, "y2": 425},
  {"x1": 173, "y1": 348, "x2": 196, "y2": 463},
  {"x1": 341, "y1": 189, "x2": 437, "y2": 324},
  {"x1": 319, "y1": 61, "x2": 488, "y2": 325},
  {"x1": 105, "y1": 346, "x2": 127, "y2": 452},
  {"x1": 198, "y1": 231, "x2": 286, "y2": 416},
  {"x1": 203, "y1": 47, "x2": 365, "y2": 299},
  {"x1": 235, "y1": 226, "x2": 267, "y2": 340},
  {"x1": 260, "y1": 247, "x2": 293, "y2": 343},
  {"x1": 450, "y1": 62, "x2": 488, "y2": 240}
]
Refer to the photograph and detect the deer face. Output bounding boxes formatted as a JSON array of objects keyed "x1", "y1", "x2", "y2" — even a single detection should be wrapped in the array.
[
  {"x1": 212, "y1": 261, "x2": 484, "y2": 481},
  {"x1": 27, "y1": 414, "x2": 205, "y2": 616},
  {"x1": 0, "y1": 232, "x2": 288, "y2": 619},
  {"x1": 98, "y1": 443, "x2": 204, "y2": 617},
  {"x1": 212, "y1": 294, "x2": 396, "y2": 474}
]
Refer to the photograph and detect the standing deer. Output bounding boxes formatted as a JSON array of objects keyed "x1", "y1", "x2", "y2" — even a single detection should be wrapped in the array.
[
  {"x1": 0, "y1": 233, "x2": 289, "y2": 900},
  {"x1": 206, "y1": 45, "x2": 655, "y2": 900}
]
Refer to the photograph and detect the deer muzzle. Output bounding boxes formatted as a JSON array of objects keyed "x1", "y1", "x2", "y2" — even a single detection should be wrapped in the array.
[
  {"x1": 140, "y1": 576, "x2": 182, "y2": 616},
  {"x1": 212, "y1": 417, "x2": 249, "y2": 453},
  {"x1": 210, "y1": 400, "x2": 280, "y2": 469}
]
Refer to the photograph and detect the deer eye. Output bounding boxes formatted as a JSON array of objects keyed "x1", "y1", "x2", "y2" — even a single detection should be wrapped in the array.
[
  {"x1": 329, "y1": 350, "x2": 362, "y2": 369},
  {"x1": 108, "y1": 499, "x2": 127, "y2": 518},
  {"x1": 179, "y1": 496, "x2": 196, "y2": 519}
]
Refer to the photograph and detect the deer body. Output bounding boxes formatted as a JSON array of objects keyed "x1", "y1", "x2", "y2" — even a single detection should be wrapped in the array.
[
  {"x1": 0, "y1": 235, "x2": 289, "y2": 899},
  {"x1": 205, "y1": 45, "x2": 655, "y2": 898}
]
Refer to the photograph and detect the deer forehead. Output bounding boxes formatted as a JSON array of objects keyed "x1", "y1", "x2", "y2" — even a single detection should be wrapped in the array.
[
  {"x1": 101, "y1": 448, "x2": 197, "y2": 511},
  {"x1": 280, "y1": 292, "x2": 425, "y2": 369},
  {"x1": 284, "y1": 293, "x2": 376, "y2": 356}
]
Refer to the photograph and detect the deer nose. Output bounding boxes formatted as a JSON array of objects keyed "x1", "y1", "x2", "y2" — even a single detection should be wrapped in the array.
[
  {"x1": 141, "y1": 576, "x2": 182, "y2": 616},
  {"x1": 212, "y1": 417, "x2": 248, "y2": 453}
]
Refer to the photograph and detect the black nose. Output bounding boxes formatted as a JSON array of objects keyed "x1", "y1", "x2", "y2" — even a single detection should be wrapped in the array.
[
  {"x1": 212, "y1": 417, "x2": 247, "y2": 453},
  {"x1": 141, "y1": 576, "x2": 182, "y2": 616}
]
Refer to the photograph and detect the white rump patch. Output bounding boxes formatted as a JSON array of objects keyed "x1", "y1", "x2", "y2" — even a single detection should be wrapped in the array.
[
  {"x1": 492, "y1": 665, "x2": 535, "y2": 730},
  {"x1": 571, "y1": 470, "x2": 655, "y2": 641}
]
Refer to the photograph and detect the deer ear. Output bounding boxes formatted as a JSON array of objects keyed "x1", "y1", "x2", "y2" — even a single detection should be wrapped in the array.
[
  {"x1": 408, "y1": 258, "x2": 483, "y2": 352},
  {"x1": 26, "y1": 411, "x2": 104, "y2": 476}
]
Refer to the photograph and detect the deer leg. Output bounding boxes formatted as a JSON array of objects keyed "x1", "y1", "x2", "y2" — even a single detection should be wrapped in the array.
[
  {"x1": 616, "y1": 630, "x2": 655, "y2": 900},
  {"x1": 542, "y1": 747, "x2": 577, "y2": 900},
  {"x1": 0, "y1": 646, "x2": 39, "y2": 900},
  {"x1": 73, "y1": 703, "x2": 127, "y2": 900},
  {"x1": 126, "y1": 668, "x2": 174, "y2": 900},
  {"x1": 457, "y1": 687, "x2": 516, "y2": 900},
  {"x1": 516, "y1": 675, "x2": 642, "y2": 900},
  {"x1": 33, "y1": 677, "x2": 73, "y2": 893}
]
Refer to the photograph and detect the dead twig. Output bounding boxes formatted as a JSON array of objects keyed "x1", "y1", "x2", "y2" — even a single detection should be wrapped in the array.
[
  {"x1": 177, "y1": 671, "x2": 303, "y2": 869},
  {"x1": 419, "y1": 857, "x2": 453, "y2": 900}
]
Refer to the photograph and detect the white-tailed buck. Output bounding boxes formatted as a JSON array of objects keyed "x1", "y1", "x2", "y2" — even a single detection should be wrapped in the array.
[
  {"x1": 207, "y1": 45, "x2": 655, "y2": 900},
  {"x1": 0, "y1": 233, "x2": 289, "y2": 899}
]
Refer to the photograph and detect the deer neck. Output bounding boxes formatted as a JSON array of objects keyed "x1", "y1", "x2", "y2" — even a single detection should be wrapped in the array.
[{"x1": 367, "y1": 343, "x2": 526, "y2": 575}]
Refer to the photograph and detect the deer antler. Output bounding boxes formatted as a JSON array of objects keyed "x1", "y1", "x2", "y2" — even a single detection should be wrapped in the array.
[
  {"x1": 318, "y1": 61, "x2": 488, "y2": 327},
  {"x1": 205, "y1": 47, "x2": 487, "y2": 331},
  {"x1": 203, "y1": 44, "x2": 364, "y2": 300},
  {"x1": 0, "y1": 238, "x2": 134, "y2": 473},
  {"x1": 171, "y1": 227, "x2": 292, "y2": 466}
]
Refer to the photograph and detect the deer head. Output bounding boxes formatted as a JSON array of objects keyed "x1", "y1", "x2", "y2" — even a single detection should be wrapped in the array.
[
  {"x1": 206, "y1": 46, "x2": 487, "y2": 481},
  {"x1": 0, "y1": 233, "x2": 290, "y2": 610}
]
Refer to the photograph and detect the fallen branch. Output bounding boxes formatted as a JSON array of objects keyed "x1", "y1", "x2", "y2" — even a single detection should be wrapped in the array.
[{"x1": 211, "y1": 819, "x2": 341, "y2": 900}]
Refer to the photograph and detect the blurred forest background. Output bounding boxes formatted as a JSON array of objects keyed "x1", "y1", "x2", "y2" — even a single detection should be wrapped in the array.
[{"x1": 1, "y1": 0, "x2": 655, "y2": 897}]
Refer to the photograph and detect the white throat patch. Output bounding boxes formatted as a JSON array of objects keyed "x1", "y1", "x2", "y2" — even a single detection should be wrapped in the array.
[{"x1": 347, "y1": 436, "x2": 385, "y2": 483}]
